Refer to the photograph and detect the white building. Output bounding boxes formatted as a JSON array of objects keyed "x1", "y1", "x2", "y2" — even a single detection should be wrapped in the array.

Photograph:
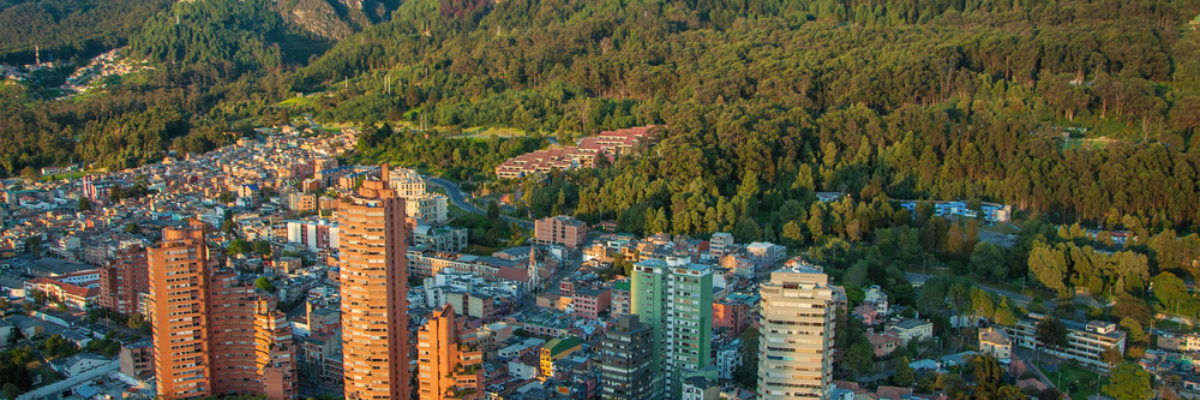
[
  {"x1": 1006, "y1": 315, "x2": 1126, "y2": 371},
  {"x1": 709, "y1": 233, "x2": 735, "y2": 257},
  {"x1": 757, "y1": 261, "x2": 834, "y2": 400},
  {"x1": 863, "y1": 285, "x2": 889, "y2": 316},
  {"x1": 406, "y1": 193, "x2": 449, "y2": 225}
]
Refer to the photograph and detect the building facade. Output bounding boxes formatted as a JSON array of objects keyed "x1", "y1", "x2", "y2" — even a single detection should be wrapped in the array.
[
  {"x1": 149, "y1": 224, "x2": 213, "y2": 399},
  {"x1": 338, "y1": 165, "x2": 411, "y2": 400},
  {"x1": 417, "y1": 305, "x2": 484, "y2": 400},
  {"x1": 534, "y1": 216, "x2": 588, "y2": 249},
  {"x1": 630, "y1": 258, "x2": 713, "y2": 400},
  {"x1": 1006, "y1": 314, "x2": 1126, "y2": 371},
  {"x1": 757, "y1": 261, "x2": 835, "y2": 400},
  {"x1": 149, "y1": 222, "x2": 298, "y2": 400},
  {"x1": 99, "y1": 245, "x2": 148, "y2": 316},
  {"x1": 600, "y1": 315, "x2": 654, "y2": 400}
]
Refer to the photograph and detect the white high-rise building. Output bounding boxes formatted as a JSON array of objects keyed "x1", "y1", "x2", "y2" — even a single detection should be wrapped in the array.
[{"x1": 757, "y1": 261, "x2": 835, "y2": 400}]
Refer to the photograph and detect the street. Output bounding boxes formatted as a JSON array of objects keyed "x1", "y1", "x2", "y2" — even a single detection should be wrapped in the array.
[
  {"x1": 905, "y1": 271, "x2": 1056, "y2": 310},
  {"x1": 421, "y1": 175, "x2": 534, "y2": 229}
]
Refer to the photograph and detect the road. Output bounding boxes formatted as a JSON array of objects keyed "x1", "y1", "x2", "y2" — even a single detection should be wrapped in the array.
[
  {"x1": 1156, "y1": 313, "x2": 1199, "y2": 328},
  {"x1": 422, "y1": 175, "x2": 534, "y2": 229},
  {"x1": 905, "y1": 271, "x2": 1056, "y2": 309}
]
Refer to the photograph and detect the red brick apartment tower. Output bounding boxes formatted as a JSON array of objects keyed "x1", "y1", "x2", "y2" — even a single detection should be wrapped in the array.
[
  {"x1": 100, "y1": 245, "x2": 149, "y2": 316},
  {"x1": 205, "y1": 271, "x2": 297, "y2": 399},
  {"x1": 150, "y1": 220, "x2": 297, "y2": 400},
  {"x1": 339, "y1": 164, "x2": 411, "y2": 400},
  {"x1": 149, "y1": 223, "x2": 214, "y2": 399}
]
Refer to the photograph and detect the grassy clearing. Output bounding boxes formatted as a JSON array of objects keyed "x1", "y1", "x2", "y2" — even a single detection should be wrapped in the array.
[
  {"x1": 278, "y1": 95, "x2": 317, "y2": 108},
  {"x1": 1038, "y1": 361, "x2": 1107, "y2": 400}
]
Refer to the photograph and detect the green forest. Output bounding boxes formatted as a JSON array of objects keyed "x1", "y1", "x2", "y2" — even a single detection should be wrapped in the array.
[
  {"x1": 0, "y1": 0, "x2": 173, "y2": 64},
  {"x1": 1, "y1": 0, "x2": 1200, "y2": 350}
]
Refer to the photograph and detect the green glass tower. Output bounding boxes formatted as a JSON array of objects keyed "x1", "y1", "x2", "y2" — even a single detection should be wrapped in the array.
[{"x1": 630, "y1": 257, "x2": 713, "y2": 400}]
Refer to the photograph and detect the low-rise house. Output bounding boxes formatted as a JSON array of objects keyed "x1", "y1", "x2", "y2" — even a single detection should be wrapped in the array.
[
  {"x1": 50, "y1": 352, "x2": 113, "y2": 377},
  {"x1": 886, "y1": 319, "x2": 934, "y2": 344},
  {"x1": 979, "y1": 327, "x2": 1013, "y2": 361},
  {"x1": 867, "y1": 333, "x2": 902, "y2": 358},
  {"x1": 119, "y1": 340, "x2": 154, "y2": 379}
]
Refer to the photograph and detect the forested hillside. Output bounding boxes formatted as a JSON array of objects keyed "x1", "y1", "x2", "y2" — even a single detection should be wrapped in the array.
[
  {"x1": 0, "y1": 0, "x2": 173, "y2": 63},
  {"x1": 0, "y1": 0, "x2": 396, "y2": 175},
  {"x1": 5, "y1": 0, "x2": 1200, "y2": 236},
  {"x1": 291, "y1": 0, "x2": 1200, "y2": 321},
  {"x1": 303, "y1": 0, "x2": 1200, "y2": 232}
]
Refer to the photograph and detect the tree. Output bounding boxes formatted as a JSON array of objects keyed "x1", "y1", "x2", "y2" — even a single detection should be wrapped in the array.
[
  {"x1": 781, "y1": 220, "x2": 806, "y2": 247},
  {"x1": 255, "y1": 277, "x2": 276, "y2": 292},
  {"x1": 44, "y1": 334, "x2": 79, "y2": 358},
  {"x1": 218, "y1": 191, "x2": 235, "y2": 204},
  {"x1": 1028, "y1": 243, "x2": 1069, "y2": 299},
  {"x1": 253, "y1": 240, "x2": 272, "y2": 256},
  {"x1": 25, "y1": 236, "x2": 42, "y2": 257},
  {"x1": 845, "y1": 342, "x2": 875, "y2": 373},
  {"x1": 124, "y1": 223, "x2": 141, "y2": 234},
  {"x1": 732, "y1": 326, "x2": 759, "y2": 389},
  {"x1": 227, "y1": 239, "x2": 252, "y2": 255},
  {"x1": 1151, "y1": 272, "x2": 1191, "y2": 315},
  {"x1": 970, "y1": 242, "x2": 1008, "y2": 280},
  {"x1": 970, "y1": 355, "x2": 1006, "y2": 399},
  {"x1": 20, "y1": 166, "x2": 40, "y2": 182},
  {"x1": 127, "y1": 314, "x2": 147, "y2": 330},
  {"x1": 77, "y1": 197, "x2": 91, "y2": 211},
  {"x1": 1102, "y1": 346, "x2": 1124, "y2": 368},
  {"x1": 935, "y1": 373, "x2": 968, "y2": 399},
  {"x1": 487, "y1": 200, "x2": 500, "y2": 221},
  {"x1": 894, "y1": 357, "x2": 915, "y2": 387},
  {"x1": 2, "y1": 382, "x2": 19, "y2": 400},
  {"x1": 221, "y1": 220, "x2": 238, "y2": 234},
  {"x1": 1036, "y1": 317, "x2": 1068, "y2": 350},
  {"x1": 1103, "y1": 362, "x2": 1153, "y2": 400}
]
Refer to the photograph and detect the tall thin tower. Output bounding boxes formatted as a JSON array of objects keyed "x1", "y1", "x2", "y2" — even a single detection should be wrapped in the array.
[
  {"x1": 339, "y1": 163, "x2": 411, "y2": 400},
  {"x1": 149, "y1": 222, "x2": 213, "y2": 399},
  {"x1": 757, "y1": 261, "x2": 836, "y2": 400}
]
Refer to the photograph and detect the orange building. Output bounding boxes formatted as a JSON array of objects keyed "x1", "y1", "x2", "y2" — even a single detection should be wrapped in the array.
[
  {"x1": 417, "y1": 304, "x2": 483, "y2": 400},
  {"x1": 255, "y1": 295, "x2": 298, "y2": 400},
  {"x1": 99, "y1": 245, "x2": 148, "y2": 316},
  {"x1": 149, "y1": 223, "x2": 214, "y2": 399},
  {"x1": 339, "y1": 164, "x2": 412, "y2": 400},
  {"x1": 149, "y1": 221, "x2": 297, "y2": 400}
]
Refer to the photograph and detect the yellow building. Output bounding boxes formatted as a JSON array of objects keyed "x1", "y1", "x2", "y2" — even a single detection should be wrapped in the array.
[{"x1": 539, "y1": 336, "x2": 582, "y2": 381}]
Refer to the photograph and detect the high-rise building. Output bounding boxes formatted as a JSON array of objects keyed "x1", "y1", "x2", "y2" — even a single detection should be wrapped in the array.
[
  {"x1": 417, "y1": 304, "x2": 483, "y2": 400},
  {"x1": 149, "y1": 223, "x2": 214, "y2": 399},
  {"x1": 208, "y1": 271, "x2": 298, "y2": 399},
  {"x1": 100, "y1": 245, "x2": 148, "y2": 316},
  {"x1": 600, "y1": 315, "x2": 654, "y2": 400},
  {"x1": 149, "y1": 222, "x2": 298, "y2": 400},
  {"x1": 630, "y1": 258, "x2": 713, "y2": 400},
  {"x1": 339, "y1": 164, "x2": 411, "y2": 400},
  {"x1": 757, "y1": 261, "x2": 835, "y2": 400}
]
